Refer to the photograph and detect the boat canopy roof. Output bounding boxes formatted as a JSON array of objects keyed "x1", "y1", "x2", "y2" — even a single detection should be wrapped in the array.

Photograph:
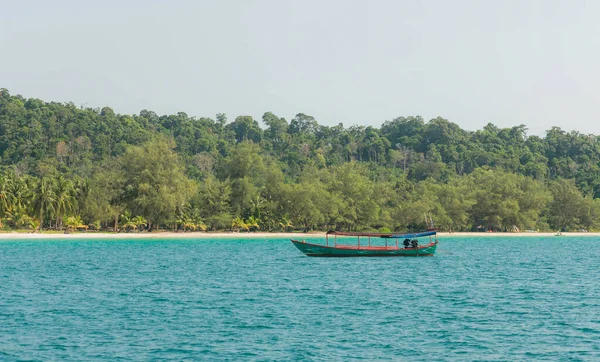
[{"x1": 326, "y1": 230, "x2": 436, "y2": 238}]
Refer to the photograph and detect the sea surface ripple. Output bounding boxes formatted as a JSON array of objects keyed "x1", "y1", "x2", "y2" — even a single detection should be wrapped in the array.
[{"x1": 1, "y1": 236, "x2": 599, "y2": 361}]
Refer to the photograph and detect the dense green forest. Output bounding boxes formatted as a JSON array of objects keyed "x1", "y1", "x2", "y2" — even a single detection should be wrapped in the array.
[{"x1": 1, "y1": 88, "x2": 600, "y2": 232}]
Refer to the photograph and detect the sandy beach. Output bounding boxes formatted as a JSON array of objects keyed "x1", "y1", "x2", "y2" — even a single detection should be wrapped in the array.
[
  {"x1": 0, "y1": 231, "x2": 598, "y2": 239},
  {"x1": 0, "y1": 231, "x2": 318, "y2": 239},
  {"x1": 437, "y1": 231, "x2": 600, "y2": 237}
]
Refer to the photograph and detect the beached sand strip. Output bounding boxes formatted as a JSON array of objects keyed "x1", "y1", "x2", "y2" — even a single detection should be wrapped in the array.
[
  {"x1": 0, "y1": 231, "x2": 598, "y2": 239},
  {"x1": 0, "y1": 232, "x2": 317, "y2": 239}
]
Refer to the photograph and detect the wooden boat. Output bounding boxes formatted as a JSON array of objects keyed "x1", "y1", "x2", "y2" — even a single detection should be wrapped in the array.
[{"x1": 291, "y1": 230, "x2": 438, "y2": 257}]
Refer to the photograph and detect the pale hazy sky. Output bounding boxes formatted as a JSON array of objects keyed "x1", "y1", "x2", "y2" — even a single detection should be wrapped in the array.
[{"x1": 2, "y1": 0, "x2": 599, "y2": 135}]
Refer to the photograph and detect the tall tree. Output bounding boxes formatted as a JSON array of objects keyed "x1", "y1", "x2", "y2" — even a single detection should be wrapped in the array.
[
  {"x1": 118, "y1": 138, "x2": 197, "y2": 230},
  {"x1": 32, "y1": 176, "x2": 56, "y2": 229}
]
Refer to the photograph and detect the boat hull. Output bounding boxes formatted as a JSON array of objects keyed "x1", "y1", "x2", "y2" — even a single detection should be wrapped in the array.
[{"x1": 291, "y1": 239, "x2": 437, "y2": 257}]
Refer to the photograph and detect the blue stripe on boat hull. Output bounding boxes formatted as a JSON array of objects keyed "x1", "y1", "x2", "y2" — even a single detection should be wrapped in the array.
[{"x1": 304, "y1": 253, "x2": 435, "y2": 257}]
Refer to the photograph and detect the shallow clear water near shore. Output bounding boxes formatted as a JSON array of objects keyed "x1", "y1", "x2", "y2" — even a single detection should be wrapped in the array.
[{"x1": 1, "y1": 236, "x2": 599, "y2": 360}]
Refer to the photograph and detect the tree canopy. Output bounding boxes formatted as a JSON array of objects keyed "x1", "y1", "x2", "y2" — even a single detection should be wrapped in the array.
[{"x1": 1, "y1": 88, "x2": 600, "y2": 232}]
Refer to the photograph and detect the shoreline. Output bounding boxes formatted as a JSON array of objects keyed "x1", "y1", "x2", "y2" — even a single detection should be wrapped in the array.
[
  {"x1": 0, "y1": 231, "x2": 318, "y2": 240},
  {"x1": 436, "y1": 232, "x2": 597, "y2": 237},
  {"x1": 0, "y1": 231, "x2": 598, "y2": 239}
]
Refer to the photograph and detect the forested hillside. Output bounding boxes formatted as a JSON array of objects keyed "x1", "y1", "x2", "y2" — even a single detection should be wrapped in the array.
[{"x1": 1, "y1": 88, "x2": 599, "y2": 232}]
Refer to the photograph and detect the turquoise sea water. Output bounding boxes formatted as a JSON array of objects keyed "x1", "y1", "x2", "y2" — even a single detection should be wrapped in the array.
[{"x1": 1, "y1": 236, "x2": 599, "y2": 361}]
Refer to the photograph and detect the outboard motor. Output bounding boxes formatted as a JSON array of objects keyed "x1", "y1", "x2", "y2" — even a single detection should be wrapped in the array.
[
  {"x1": 410, "y1": 239, "x2": 418, "y2": 248},
  {"x1": 403, "y1": 239, "x2": 410, "y2": 248}
]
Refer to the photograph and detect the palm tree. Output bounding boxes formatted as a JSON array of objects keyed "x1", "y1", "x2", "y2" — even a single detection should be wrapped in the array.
[
  {"x1": 120, "y1": 211, "x2": 138, "y2": 232},
  {"x1": 232, "y1": 216, "x2": 248, "y2": 232},
  {"x1": 3, "y1": 202, "x2": 40, "y2": 231},
  {"x1": 29, "y1": 218, "x2": 40, "y2": 232},
  {"x1": 175, "y1": 213, "x2": 196, "y2": 232},
  {"x1": 32, "y1": 177, "x2": 56, "y2": 230},
  {"x1": 4, "y1": 207, "x2": 30, "y2": 229},
  {"x1": 188, "y1": 208, "x2": 207, "y2": 232},
  {"x1": 73, "y1": 177, "x2": 88, "y2": 215},
  {"x1": 8, "y1": 174, "x2": 31, "y2": 215},
  {"x1": 132, "y1": 215, "x2": 147, "y2": 232},
  {"x1": 174, "y1": 205, "x2": 190, "y2": 232},
  {"x1": 54, "y1": 175, "x2": 75, "y2": 229},
  {"x1": 0, "y1": 174, "x2": 15, "y2": 216},
  {"x1": 246, "y1": 216, "x2": 261, "y2": 231},
  {"x1": 65, "y1": 216, "x2": 87, "y2": 234},
  {"x1": 195, "y1": 220, "x2": 207, "y2": 231},
  {"x1": 183, "y1": 218, "x2": 196, "y2": 232},
  {"x1": 182, "y1": 211, "x2": 208, "y2": 232},
  {"x1": 279, "y1": 216, "x2": 293, "y2": 232},
  {"x1": 90, "y1": 220, "x2": 101, "y2": 231}
]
